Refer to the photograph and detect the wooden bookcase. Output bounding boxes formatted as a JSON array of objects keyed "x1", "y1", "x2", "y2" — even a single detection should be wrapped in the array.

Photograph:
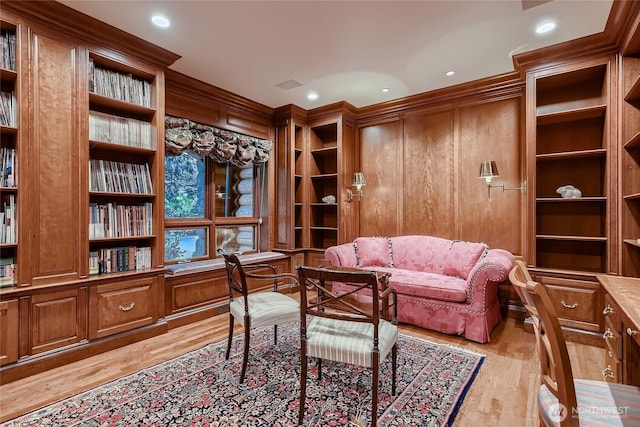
[
  {"x1": 308, "y1": 121, "x2": 339, "y2": 249},
  {"x1": 525, "y1": 57, "x2": 615, "y2": 341},
  {"x1": 0, "y1": 20, "x2": 18, "y2": 289},
  {"x1": 294, "y1": 123, "x2": 305, "y2": 248},
  {"x1": 530, "y1": 60, "x2": 612, "y2": 273},
  {"x1": 620, "y1": 56, "x2": 640, "y2": 277},
  {"x1": 87, "y1": 52, "x2": 163, "y2": 276}
]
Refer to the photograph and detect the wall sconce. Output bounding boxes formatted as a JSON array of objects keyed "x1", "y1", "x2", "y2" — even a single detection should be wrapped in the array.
[
  {"x1": 479, "y1": 160, "x2": 526, "y2": 197},
  {"x1": 346, "y1": 172, "x2": 366, "y2": 202}
]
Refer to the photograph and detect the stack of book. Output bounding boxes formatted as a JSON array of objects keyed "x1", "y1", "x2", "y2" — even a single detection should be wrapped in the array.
[
  {"x1": 0, "y1": 147, "x2": 16, "y2": 187},
  {"x1": 89, "y1": 246, "x2": 151, "y2": 275},
  {"x1": 88, "y1": 59, "x2": 152, "y2": 107},
  {"x1": 0, "y1": 194, "x2": 16, "y2": 244}
]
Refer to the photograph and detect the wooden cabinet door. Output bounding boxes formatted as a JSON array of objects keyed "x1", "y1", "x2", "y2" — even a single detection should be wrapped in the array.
[
  {"x1": 30, "y1": 288, "x2": 87, "y2": 355},
  {"x1": 0, "y1": 299, "x2": 19, "y2": 366},
  {"x1": 89, "y1": 276, "x2": 161, "y2": 339},
  {"x1": 28, "y1": 30, "x2": 83, "y2": 286}
]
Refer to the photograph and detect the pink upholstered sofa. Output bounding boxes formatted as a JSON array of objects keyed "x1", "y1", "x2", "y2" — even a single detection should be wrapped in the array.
[{"x1": 324, "y1": 235, "x2": 514, "y2": 343}]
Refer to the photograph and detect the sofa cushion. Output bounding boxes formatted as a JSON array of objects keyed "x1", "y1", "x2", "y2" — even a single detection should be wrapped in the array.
[
  {"x1": 443, "y1": 240, "x2": 487, "y2": 279},
  {"x1": 354, "y1": 237, "x2": 393, "y2": 267},
  {"x1": 365, "y1": 267, "x2": 467, "y2": 303}
]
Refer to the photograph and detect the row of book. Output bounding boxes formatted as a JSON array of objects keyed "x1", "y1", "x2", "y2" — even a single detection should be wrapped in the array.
[
  {"x1": 89, "y1": 202, "x2": 152, "y2": 239},
  {"x1": 88, "y1": 59, "x2": 152, "y2": 107},
  {"x1": 1, "y1": 147, "x2": 16, "y2": 188},
  {"x1": 89, "y1": 246, "x2": 152, "y2": 275},
  {"x1": 0, "y1": 257, "x2": 15, "y2": 287},
  {"x1": 89, "y1": 159, "x2": 153, "y2": 194},
  {"x1": 1, "y1": 29, "x2": 16, "y2": 71},
  {"x1": 89, "y1": 111, "x2": 154, "y2": 149},
  {"x1": 0, "y1": 90, "x2": 16, "y2": 127},
  {"x1": 0, "y1": 194, "x2": 16, "y2": 244}
]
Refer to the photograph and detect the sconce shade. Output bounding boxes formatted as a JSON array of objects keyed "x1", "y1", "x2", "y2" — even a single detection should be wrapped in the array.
[
  {"x1": 352, "y1": 172, "x2": 366, "y2": 188},
  {"x1": 479, "y1": 161, "x2": 499, "y2": 180}
]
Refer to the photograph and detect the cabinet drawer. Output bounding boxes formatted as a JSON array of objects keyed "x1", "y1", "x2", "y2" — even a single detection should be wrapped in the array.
[
  {"x1": 602, "y1": 350, "x2": 622, "y2": 383},
  {"x1": 603, "y1": 324, "x2": 622, "y2": 359},
  {"x1": 89, "y1": 277, "x2": 160, "y2": 339},
  {"x1": 539, "y1": 277, "x2": 601, "y2": 330},
  {"x1": 602, "y1": 294, "x2": 621, "y2": 332}
]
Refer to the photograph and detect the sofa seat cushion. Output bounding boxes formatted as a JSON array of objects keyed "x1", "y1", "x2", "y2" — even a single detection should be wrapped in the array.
[{"x1": 367, "y1": 267, "x2": 467, "y2": 303}]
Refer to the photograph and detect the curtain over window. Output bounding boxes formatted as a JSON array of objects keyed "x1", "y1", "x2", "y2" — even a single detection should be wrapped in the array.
[{"x1": 165, "y1": 115, "x2": 273, "y2": 165}]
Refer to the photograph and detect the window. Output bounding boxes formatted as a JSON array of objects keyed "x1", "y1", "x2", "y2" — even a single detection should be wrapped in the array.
[
  {"x1": 163, "y1": 115, "x2": 273, "y2": 263},
  {"x1": 164, "y1": 153, "x2": 263, "y2": 263}
]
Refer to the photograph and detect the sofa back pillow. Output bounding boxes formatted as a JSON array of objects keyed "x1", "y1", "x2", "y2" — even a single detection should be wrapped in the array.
[
  {"x1": 390, "y1": 235, "x2": 452, "y2": 273},
  {"x1": 353, "y1": 237, "x2": 394, "y2": 267},
  {"x1": 443, "y1": 240, "x2": 488, "y2": 279}
]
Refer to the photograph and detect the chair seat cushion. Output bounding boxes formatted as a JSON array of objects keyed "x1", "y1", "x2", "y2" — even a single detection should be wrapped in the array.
[
  {"x1": 230, "y1": 292, "x2": 299, "y2": 328},
  {"x1": 538, "y1": 379, "x2": 640, "y2": 426},
  {"x1": 305, "y1": 316, "x2": 398, "y2": 368}
]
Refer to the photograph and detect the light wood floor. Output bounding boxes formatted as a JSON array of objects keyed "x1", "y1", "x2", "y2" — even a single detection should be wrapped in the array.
[{"x1": 0, "y1": 313, "x2": 605, "y2": 425}]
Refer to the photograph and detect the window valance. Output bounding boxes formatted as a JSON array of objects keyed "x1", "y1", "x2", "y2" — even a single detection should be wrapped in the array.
[{"x1": 165, "y1": 115, "x2": 273, "y2": 166}]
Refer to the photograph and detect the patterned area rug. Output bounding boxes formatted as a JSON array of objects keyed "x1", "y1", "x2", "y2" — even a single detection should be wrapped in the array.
[{"x1": 3, "y1": 324, "x2": 484, "y2": 426}]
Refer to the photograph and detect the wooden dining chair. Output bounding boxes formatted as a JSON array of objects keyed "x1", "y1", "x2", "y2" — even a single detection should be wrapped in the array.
[
  {"x1": 296, "y1": 265, "x2": 398, "y2": 426},
  {"x1": 509, "y1": 260, "x2": 640, "y2": 427},
  {"x1": 221, "y1": 252, "x2": 300, "y2": 383}
]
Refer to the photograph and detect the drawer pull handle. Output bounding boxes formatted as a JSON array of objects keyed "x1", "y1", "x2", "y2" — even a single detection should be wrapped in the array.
[
  {"x1": 603, "y1": 329, "x2": 614, "y2": 340},
  {"x1": 561, "y1": 300, "x2": 579, "y2": 309},
  {"x1": 628, "y1": 328, "x2": 639, "y2": 336},
  {"x1": 602, "y1": 305, "x2": 614, "y2": 316},
  {"x1": 118, "y1": 302, "x2": 135, "y2": 312},
  {"x1": 601, "y1": 366, "x2": 615, "y2": 379}
]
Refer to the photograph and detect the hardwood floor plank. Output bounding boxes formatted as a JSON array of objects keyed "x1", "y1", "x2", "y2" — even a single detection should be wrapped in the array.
[{"x1": 0, "y1": 313, "x2": 605, "y2": 425}]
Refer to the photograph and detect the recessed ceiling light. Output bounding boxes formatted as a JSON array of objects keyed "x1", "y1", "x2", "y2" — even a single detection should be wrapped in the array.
[
  {"x1": 446, "y1": 70, "x2": 455, "y2": 76},
  {"x1": 307, "y1": 92, "x2": 318, "y2": 101},
  {"x1": 151, "y1": 14, "x2": 170, "y2": 28},
  {"x1": 536, "y1": 21, "x2": 556, "y2": 34},
  {"x1": 381, "y1": 88, "x2": 390, "y2": 93}
]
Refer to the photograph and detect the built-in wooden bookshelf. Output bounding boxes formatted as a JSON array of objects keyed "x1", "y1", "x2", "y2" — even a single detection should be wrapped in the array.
[
  {"x1": 294, "y1": 124, "x2": 305, "y2": 248},
  {"x1": 87, "y1": 52, "x2": 161, "y2": 277},
  {"x1": 308, "y1": 122, "x2": 339, "y2": 249},
  {"x1": 532, "y1": 61, "x2": 611, "y2": 273},
  {"x1": 621, "y1": 56, "x2": 640, "y2": 277},
  {"x1": 0, "y1": 20, "x2": 18, "y2": 288}
]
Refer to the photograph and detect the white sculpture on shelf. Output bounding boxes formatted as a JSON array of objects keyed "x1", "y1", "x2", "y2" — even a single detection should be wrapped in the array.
[
  {"x1": 556, "y1": 184, "x2": 582, "y2": 198},
  {"x1": 322, "y1": 195, "x2": 336, "y2": 204}
]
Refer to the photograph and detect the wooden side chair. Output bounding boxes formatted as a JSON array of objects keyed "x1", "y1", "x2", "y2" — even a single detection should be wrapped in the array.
[
  {"x1": 509, "y1": 260, "x2": 640, "y2": 427},
  {"x1": 296, "y1": 265, "x2": 398, "y2": 426},
  {"x1": 221, "y1": 252, "x2": 300, "y2": 383}
]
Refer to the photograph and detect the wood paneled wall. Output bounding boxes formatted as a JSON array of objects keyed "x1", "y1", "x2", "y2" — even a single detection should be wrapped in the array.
[{"x1": 358, "y1": 94, "x2": 524, "y2": 256}]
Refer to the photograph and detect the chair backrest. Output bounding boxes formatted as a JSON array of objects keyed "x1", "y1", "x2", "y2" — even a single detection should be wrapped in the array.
[
  {"x1": 221, "y1": 252, "x2": 250, "y2": 300},
  {"x1": 509, "y1": 260, "x2": 578, "y2": 427},
  {"x1": 296, "y1": 265, "x2": 393, "y2": 336}
]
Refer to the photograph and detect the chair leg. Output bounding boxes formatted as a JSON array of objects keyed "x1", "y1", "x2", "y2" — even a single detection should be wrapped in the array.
[
  {"x1": 239, "y1": 317, "x2": 250, "y2": 383},
  {"x1": 372, "y1": 351, "x2": 379, "y2": 427},
  {"x1": 392, "y1": 344, "x2": 397, "y2": 395},
  {"x1": 317, "y1": 357, "x2": 323, "y2": 381},
  {"x1": 274, "y1": 324, "x2": 278, "y2": 345},
  {"x1": 225, "y1": 313, "x2": 234, "y2": 360},
  {"x1": 299, "y1": 345, "x2": 308, "y2": 425}
]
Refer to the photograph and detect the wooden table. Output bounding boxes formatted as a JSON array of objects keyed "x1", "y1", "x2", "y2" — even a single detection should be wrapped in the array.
[{"x1": 597, "y1": 274, "x2": 640, "y2": 386}]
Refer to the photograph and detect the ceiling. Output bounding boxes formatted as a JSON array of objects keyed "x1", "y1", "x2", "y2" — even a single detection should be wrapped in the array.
[{"x1": 59, "y1": 0, "x2": 614, "y2": 110}]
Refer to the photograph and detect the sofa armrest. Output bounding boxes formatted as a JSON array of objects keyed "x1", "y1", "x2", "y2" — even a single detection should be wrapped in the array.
[
  {"x1": 466, "y1": 248, "x2": 514, "y2": 308},
  {"x1": 325, "y1": 243, "x2": 358, "y2": 268}
]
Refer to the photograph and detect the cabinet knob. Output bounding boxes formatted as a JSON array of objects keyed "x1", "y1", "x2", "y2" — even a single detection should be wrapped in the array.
[
  {"x1": 627, "y1": 328, "x2": 639, "y2": 336},
  {"x1": 603, "y1": 329, "x2": 614, "y2": 340},
  {"x1": 560, "y1": 300, "x2": 579, "y2": 309},
  {"x1": 118, "y1": 302, "x2": 136, "y2": 311},
  {"x1": 601, "y1": 365, "x2": 615, "y2": 379},
  {"x1": 602, "y1": 305, "x2": 614, "y2": 316}
]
